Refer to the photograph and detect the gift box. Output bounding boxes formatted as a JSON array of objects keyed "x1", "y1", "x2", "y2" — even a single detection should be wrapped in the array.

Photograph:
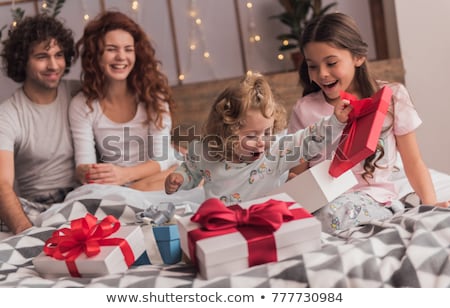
[
  {"x1": 177, "y1": 193, "x2": 321, "y2": 280},
  {"x1": 153, "y1": 225, "x2": 181, "y2": 264},
  {"x1": 269, "y1": 160, "x2": 357, "y2": 213},
  {"x1": 33, "y1": 214, "x2": 145, "y2": 278},
  {"x1": 137, "y1": 202, "x2": 196, "y2": 265},
  {"x1": 141, "y1": 224, "x2": 181, "y2": 265},
  {"x1": 329, "y1": 86, "x2": 392, "y2": 177}
]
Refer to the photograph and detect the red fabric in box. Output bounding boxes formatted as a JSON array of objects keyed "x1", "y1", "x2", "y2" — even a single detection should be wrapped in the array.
[{"x1": 329, "y1": 86, "x2": 392, "y2": 177}]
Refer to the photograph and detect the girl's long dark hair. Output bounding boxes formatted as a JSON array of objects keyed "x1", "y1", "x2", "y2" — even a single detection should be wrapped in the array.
[{"x1": 299, "y1": 13, "x2": 387, "y2": 182}]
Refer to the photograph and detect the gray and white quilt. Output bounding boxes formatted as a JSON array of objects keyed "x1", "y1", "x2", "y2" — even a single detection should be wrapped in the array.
[{"x1": 0, "y1": 193, "x2": 449, "y2": 288}]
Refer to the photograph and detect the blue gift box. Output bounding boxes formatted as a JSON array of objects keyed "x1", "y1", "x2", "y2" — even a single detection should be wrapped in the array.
[
  {"x1": 133, "y1": 224, "x2": 181, "y2": 266},
  {"x1": 152, "y1": 224, "x2": 181, "y2": 265}
]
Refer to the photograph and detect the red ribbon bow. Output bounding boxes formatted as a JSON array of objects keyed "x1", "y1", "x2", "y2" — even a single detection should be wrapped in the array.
[
  {"x1": 191, "y1": 198, "x2": 296, "y2": 232},
  {"x1": 188, "y1": 198, "x2": 311, "y2": 267},
  {"x1": 43, "y1": 213, "x2": 135, "y2": 277}
]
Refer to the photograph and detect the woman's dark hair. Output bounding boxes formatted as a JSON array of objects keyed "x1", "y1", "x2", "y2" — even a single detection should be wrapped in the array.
[{"x1": 1, "y1": 14, "x2": 75, "y2": 83}]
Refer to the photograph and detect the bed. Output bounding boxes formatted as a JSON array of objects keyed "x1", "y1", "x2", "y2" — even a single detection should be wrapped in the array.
[{"x1": 0, "y1": 166, "x2": 449, "y2": 288}]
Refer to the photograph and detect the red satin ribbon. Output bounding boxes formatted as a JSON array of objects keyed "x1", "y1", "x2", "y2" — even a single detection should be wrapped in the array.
[
  {"x1": 43, "y1": 213, "x2": 135, "y2": 277},
  {"x1": 187, "y1": 198, "x2": 312, "y2": 268}
]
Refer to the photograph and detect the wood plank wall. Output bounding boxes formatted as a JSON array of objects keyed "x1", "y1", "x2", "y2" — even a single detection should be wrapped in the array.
[{"x1": 171, "y1": 58, "x2": 404, "y2": 143}]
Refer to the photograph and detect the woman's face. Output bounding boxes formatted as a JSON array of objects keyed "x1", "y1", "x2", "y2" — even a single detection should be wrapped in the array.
[
  {"x1": 303, "y1": 41, "x2": 364, "y2": 103},
  {"x1": 99, "y1": 29, "x2": 136, "y2": 82}
]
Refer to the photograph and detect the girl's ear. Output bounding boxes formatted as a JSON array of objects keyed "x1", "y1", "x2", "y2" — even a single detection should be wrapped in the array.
[{"x1": 355, "y1": 56, "x2": 366, "y2": 67}]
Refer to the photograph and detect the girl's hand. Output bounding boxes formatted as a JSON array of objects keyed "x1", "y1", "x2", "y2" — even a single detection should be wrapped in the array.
[
  {"x1": 165, "y1": 173, "x2": 184, "y2": 194},
  {"x1": 85, "y1": 163, "x2": 129, "y2": 185},
  {"x1": 334, "y1": 99, "x2": 353, "y2": 123}
]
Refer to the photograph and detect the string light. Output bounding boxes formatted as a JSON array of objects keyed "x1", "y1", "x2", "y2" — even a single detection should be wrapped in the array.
[
  {"x1": 245, "y1": 1, "x2": 261, "y2": 71},
  {"x1": 128, "y1": 0, "x2": 140, "y2": 22},
  {"x1": 131, "y1": 0, "x2": 139, "y2": 11},
  {"x1": 9, "y1": 0, "x2": 21, "y2": 30},
  {"x1": 246, "y1": 2, "x2": 260, "y2": 44},
  {"x1": 180, "y1": 0, "x2": 215, "y2": 82},
  {"x1": 81, "y1": 0, "x2": 89, "y2": 22},
  {"x1": 41, "y1": 0, "x2": 48, "y2": 10}
]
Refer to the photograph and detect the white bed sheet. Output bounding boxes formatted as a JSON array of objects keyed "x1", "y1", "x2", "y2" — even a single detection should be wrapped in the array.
[{"x1": 391, "y1": 167, "x2": 450, "y2": 202}]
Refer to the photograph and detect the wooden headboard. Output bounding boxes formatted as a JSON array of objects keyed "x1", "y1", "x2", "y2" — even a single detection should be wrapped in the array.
[{"x1": 171, "y1": 58, "x2": 404, "y2": 143}]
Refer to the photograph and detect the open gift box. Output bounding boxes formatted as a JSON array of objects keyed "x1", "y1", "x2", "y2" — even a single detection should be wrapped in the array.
[
  {"x1": 269, "y1": 160, "x2": 357, "y2": 213},
  {"x1": 33, "y1": 214, "x2": 145, "y2": 278},
  {"x1": 177, "y1": 193, "x2": 321, "y2": 280},
  {"x1": 329, "y1": 86, "x2": 392, "y2": 177},
  {"x1": 137, "y1": 201, "x2": 198, "y2": 265}
]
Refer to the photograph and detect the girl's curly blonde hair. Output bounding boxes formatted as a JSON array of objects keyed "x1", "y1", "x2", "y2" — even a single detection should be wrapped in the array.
[{"x1": 203, "y1": 72, "x2": 286, "y2": 161}]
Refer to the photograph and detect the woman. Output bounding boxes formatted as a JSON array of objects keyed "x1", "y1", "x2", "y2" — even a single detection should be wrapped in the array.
[{"x1": 69, "y1": 11, "x2": 179, "y2": 191}]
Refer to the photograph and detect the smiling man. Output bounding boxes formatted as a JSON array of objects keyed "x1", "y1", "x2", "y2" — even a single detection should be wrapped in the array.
[{"x1": 0, "y1": 14, "x2": 80, "y2": 234}]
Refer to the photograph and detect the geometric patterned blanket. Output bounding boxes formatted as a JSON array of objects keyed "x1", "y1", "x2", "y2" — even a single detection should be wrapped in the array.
[{"x1": 0, "y1": 198, "x2": 449, "y2": 287}]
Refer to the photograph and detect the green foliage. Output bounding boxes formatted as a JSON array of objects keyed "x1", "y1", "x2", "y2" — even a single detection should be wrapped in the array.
[
  {"x1": 0, "y1": 7, "x2": 25, "y2": 41},
  {"x1": 270, "y1": 0, "x2": 337, "y2": 52},
  {"x1": 0, "y1": 0, "x2": 66, "y2": 41},
  {"x1": 41, "y1": 0, "x2": 66, "y2": 17}
]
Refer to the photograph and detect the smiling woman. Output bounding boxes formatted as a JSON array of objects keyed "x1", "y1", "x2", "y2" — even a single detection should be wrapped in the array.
[{"x1": 69, "y1": 10, "x2": 180, "y2": 192}]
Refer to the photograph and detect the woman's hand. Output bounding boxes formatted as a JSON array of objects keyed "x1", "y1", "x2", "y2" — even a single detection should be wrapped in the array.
[{"x1": 85, "y1": 163, "x2": 130, "y2": 185}]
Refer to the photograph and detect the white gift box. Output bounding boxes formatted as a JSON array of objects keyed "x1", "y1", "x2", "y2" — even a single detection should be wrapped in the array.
[
  {"x1": 33, "y1": 225, "x2": 145, "y2": 278},
  {"x1": 177, "y1": 193, "x2": 321, "y2": 280},
  {"x1": 269, "y1": 160, "x2": 358, "y2": 213}
]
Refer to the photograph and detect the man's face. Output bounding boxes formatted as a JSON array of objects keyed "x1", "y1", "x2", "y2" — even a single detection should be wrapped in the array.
[{"x1": 24, "y1": 38, "x2": 66, "y2": 91}]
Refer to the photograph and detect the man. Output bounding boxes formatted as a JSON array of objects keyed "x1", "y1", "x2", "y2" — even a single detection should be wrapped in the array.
[{"x1": 0, "y1": 14, "x2": 79, "y2": 234}]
